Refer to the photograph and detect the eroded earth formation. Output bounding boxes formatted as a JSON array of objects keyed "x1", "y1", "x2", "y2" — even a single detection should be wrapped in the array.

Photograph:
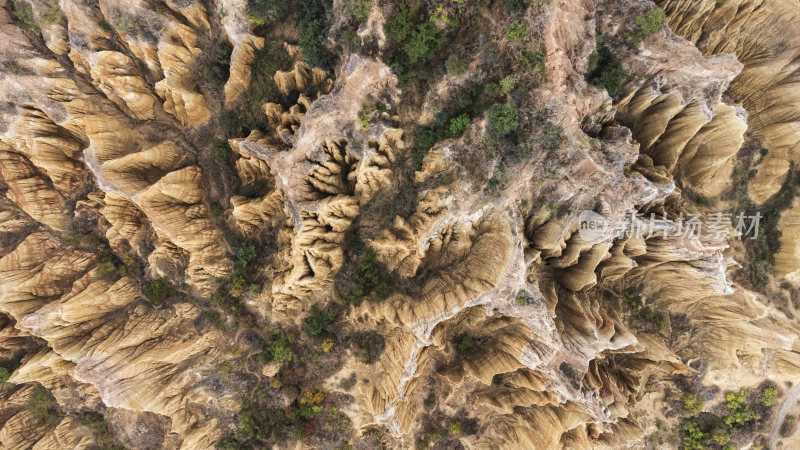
[{"x1": 1, "y1": 0, "x2": 799, "y2": 449}]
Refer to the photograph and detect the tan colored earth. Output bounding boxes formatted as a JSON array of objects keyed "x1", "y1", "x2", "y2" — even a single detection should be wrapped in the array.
[{"x1": 1, "y1": 0, "x2": 800, "y2": 449}]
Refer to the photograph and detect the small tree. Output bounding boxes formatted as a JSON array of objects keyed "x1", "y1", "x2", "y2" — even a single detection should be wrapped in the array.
[
  {"x1": 299, "y1": 20, "x2": 331, "y2": 68},
  {"x1": 351, "y1": 0, "x2": 372, "y2": 21},
  {"x1": 210, "y1": 203, "x2": 223, "y2": 217},
  {"x1": 385, "y1": 1, "x2": 419, "y2": 42},
  {"x1": 235, "y1": 244, "x2": 257, "y2": 264},
  {"x1": 682, "y1": 419, "x2": 707, "y2": 450},
  {"x1": 457, "y1": 334, "x2": 478, "y2": 354},
  {"x1": 29, "y1": 385, "x2": 59, "y2": 425},
  {"x1": 302, "y1": 305, "x2": 336, "y2": 337},
  {"x1": 247, "y1": 0, "x2": 290, "y2": 24},
  {"x1": 0, "y1": 366, "x2": 13, "y2": 388},
  {"x1": 268, "y1": 336, "x2": 294, "y2": 363},
  {"x1": 78, "y1": 412, "x2": 116, "y2": 448},
  {"x1": 505, "y1": 20, "x2": 528, "y2": 42},
  {"x1": 216, "y1": 437, "x2": 243, "y2": 449},
  {"x1": 449, "y1": 114, "x2": 470, "y2": 137},
  {"x1": 445, "y1": 54, "x2": 468, "y2": 76},
  {"x1": 404, "y1": 22, "x2": 444, "y2": 64},
  {"x1": 212, "y1": 139, "x2": 231, "y2": 159},
  {"x1": 763, "y1": 387, "x2": 778, "y2": 407},
  {"x1": 500, "y1": 75, "x2": 520, "y2": 94},
  {"x1": 505, "y1": 0, "x2": 530, "y2": 10},
  {"x1": 144, "y1": 278, "x2": 174, "y2": 305},
  {"x1": 628, "y1": 8, "x2": 666, "y2": 44},
  {"x1": 488, "y1": 103, "x2": 521, "y2": 135},
  {"x1": 724, "y1": 388, "x2": 760, "y2": 427},
  {"x1": 586, "y1": 43, "x2": 627, "y2": 100},
  {"x1": 681, "y1": 392, "x2": 703, "y2": 416}
]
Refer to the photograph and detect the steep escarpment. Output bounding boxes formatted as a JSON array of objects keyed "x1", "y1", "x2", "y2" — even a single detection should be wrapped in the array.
[{"x1": 655, "y1": 0, "x2": 800, "y2": 204}]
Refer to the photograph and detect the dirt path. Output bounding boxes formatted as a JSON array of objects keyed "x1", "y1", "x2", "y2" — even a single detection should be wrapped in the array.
[{"x1": 770, "y1": 383, "x2": 800, "y2": 448}]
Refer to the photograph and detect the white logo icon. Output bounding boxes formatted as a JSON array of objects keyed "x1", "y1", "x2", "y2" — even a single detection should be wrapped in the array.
[{"x1": 578, "y1": 210, "x2": 610, "y2": 243}]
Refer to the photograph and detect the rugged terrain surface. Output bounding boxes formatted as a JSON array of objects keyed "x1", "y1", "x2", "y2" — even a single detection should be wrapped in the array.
[{"x1": 0, "y1": 0, "x2": 799, "y2": 449}]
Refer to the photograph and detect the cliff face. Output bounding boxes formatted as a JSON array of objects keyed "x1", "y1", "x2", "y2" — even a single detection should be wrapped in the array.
[{"x1": 1, "y1": 0, "x2": 800, "y2": 449}]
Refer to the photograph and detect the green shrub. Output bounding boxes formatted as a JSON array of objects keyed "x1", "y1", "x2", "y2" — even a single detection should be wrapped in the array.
[
  {"x1": 487, "y1": 169, "x2": 508, "y2": 189},
  {"x1": 505, "y1": 0, "x2": 530, "y2": 10},
  {"x1": 338, "y1": 249, "x2": 393, "y2": 305},
  {"x1": 303, "y1": 305, "x2": 336, "y2": 337},
  {"x1": 521, "y1": 47, "x2": 546, "y2": 73},
  {"x1": 457, "y1": 334, "x2": 477, "y2": 354},
  {"x1": 78, "y1": 412, "x2": 120, "y2": 449},
  {"x1": 217, "y1": 361, "x2": 231, "y2": 377},
  {"x1": 144, "y1": 277, "x2": 174, "y2": 305},
  {"x1": 385, "y1": 1, "x2": 419, "y2": 42},
  {"x1": 681, "y1": 392, "x2": 703, "y2": 416},
  {"x1": 725, "y1": 388, "x2": 760, "y2": 427},
  {"x1": 2, "y1": 61, "x2": 25, "y2": 75},
  {"x1": 29, "y1": 385, "x2": 59, "y2": 425},
  {"x1": 210, "y1": 203, "x2": 223, "y2": 217},
  {"x1": 247, "y1": 0, "x2": 290, "y2": 24},
  {"x1": 488, "y1": 102, "x2": 521, "y2": 134},
  {"x1": 97, "y1": 254, "x2": 125, "y2": 280},
  {"x1": 227, "y1": 244, "x2": 257, "y2": 295},
  {"x1": 404, "y1": 22, "x2": 445, "y2": 64},
  {"x1": 586, "y1": 42, "x2": 627, "y2": 100},
  {"x1": 739, "y1": 168, "x2": 800, "y2": 289},
  {"x1": 500, "y1": 75, "x2": 520, "y2": 94},
  {"x1": 351, "y1": 0, "x2": 371, "y2": 22},
  {"x1": 212, "y1": 139, "x2": 231, "y2": 160},
  {"x1": 384, "y1": 1, "x2": 457, "y2": 82},
  {"x1": 515, "y1": 290, "x2": 535, "y2": 305},
  {"x1": 39, "y1": 6, "x2": 61, "y2": 25},
  {"x1": 237, "y1": 402, "x2": 288, "y2": 441},
  {"x1": 229, "y1": 275, "x2": 247, "y2": 298},
  {"x1": 682, "y1": 419, "x2": 708, "y2": 450},
  {"x1": 711, "y1": 427, "x2": 730, "y2": 446},
  {"x1": 414, "y1": 81, "x2": 506, "y2": 152},
  {"x1": 763, "y1": 386, "x2": 778, "y2": 407},
  {"x1": 445, "y1": 54, "x2": 469, "y2": 76},
  {"x1": 462, "y1": 421, "x2": 476, "y2": 435},
  {"x1": 207, "y1": 311, "x2": 226, "y2": 331},
  {"x1": 0, "y1": 366, "x2": 12, "y2": 387},
  {"x1": 298, "y1": 0, "x2": 333, "y2": 68},
  {"x1": 235, "y1": 244, "x2": 257, "y2": 265},
  {"x1": 216, "y1": 437, "x2": 243, "y2": 449},
  {"x1": 417, "y1": 126, "x2": 442, "y2": 149},
  {"x1": 356, "y1": 113, "x2": 370, "y2": 130},
  {"x1": 505, "y1": 20, "x2": 528, "y2": 42},
  {"x1": 268, "y1": 335, "x2": 294, "y2": 363},
  {"x1": 8, "y1": 1, "x2": 38, "y2": 32},
  {"x1": 449, "y1": 114, "x2": 470, "y2": 137},
  {"x1": 644, "y1": 309, "x2": 667, "y2": 331},
  {"x1": 218, "y1": 110, "x2": 240, "y2": 137},
  {"x1": 202, "y1": 42, "x2": 233, "y2": 86},
  {"x1": 628, "y1": 8, "x2": 666, "y2": 45},
  {"x1": 299, "y1": 19, "x2": 331, "y2": 68}
]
